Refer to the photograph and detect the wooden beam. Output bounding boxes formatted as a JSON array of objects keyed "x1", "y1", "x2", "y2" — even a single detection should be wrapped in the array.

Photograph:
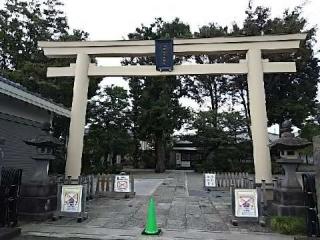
[
  {"x1": 47, "y1": 62, "x2": 296, "y2": 78},
  {"x1": 263, "y1": 62, "x2": 296, "y2": 73},
  {"x1": 42, "y1": 41, "x2": 301, "y2": 58},
  {"x1": 38, "y1": 33, "x2": 306, "y2": 48}
]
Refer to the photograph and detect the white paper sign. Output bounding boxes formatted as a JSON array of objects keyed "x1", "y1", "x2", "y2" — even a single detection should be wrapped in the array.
[
  {"x1": 61, "y1": 185, "x2": 83, "y2": 213},
  {"x1": 181, "y1": 161, "x2": 190, "y2": 167},
  {"x1": 114, "y1": 175, "x2": 130, "y2": 192},
  {"x1": 235, "y1": 189, "x2": 258, "y2": 218},
  {"x1": 176, "y1": 153, "x2": 181, "y2": 165},
  {"x1": 204, "y1": 173, "x2": 216, "y2": 187}
]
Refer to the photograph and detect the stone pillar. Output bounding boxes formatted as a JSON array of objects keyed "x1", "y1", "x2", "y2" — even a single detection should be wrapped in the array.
[
  {"x1": 247, "y1": 48, "x2": 272, "y2": 183},
  {"x1": 65, "y1": 54, "x2": 90, "y2": 178}
]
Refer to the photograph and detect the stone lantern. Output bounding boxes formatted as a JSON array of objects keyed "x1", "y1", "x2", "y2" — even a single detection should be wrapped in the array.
[
  {"x1": 270, "y1": 120, "x2": 311, "y2": 216},
  {"x1": 24, "y1": 122, "x2": 62, "y2": 183},
  {"x1": 19, "y1": 122, "x2": 63, "y2": 220}
]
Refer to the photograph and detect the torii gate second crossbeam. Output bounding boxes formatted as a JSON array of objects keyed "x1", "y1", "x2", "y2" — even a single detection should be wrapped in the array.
[{"x1": 39, "y1": 33, "x2": 306, "y2": 184}]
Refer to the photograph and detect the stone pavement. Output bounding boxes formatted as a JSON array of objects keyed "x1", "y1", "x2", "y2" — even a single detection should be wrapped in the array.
[{"x1": 17, "y1": 170, "x2": 294, "y2": 240}]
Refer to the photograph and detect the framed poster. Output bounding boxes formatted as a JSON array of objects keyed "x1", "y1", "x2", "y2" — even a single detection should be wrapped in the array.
[
  {"x1": 114, "y1": 175, "x2": 130, "y2": 193},
  {"x1": 234, "y1": 189, "x2": 258, "y2": 218},
  {"x1": 61, "y1": 185, "x2": 83, "y2": 213},
  {"x1": 204, "y1": 173, "x2": 216, "y2": 187}
]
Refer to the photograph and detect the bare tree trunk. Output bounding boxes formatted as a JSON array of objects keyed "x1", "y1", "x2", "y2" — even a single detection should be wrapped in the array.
[
  {"x1": 132, "y1": 138, "x2": 141, "y2": 168},
  {"x1": 240, "y1": 87, "x2": 252, "y2": 140},
  {"x1": 155, "y1": 135, "x2": 166, "y2": 173},
  {"x1": 208, "y1": 79, "x2": 218, "y2": 128}
]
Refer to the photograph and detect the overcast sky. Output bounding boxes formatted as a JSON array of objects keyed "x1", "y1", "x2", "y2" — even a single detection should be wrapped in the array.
[{"x1": 63, "y1": 0, "x2": 319, "y2": 43}]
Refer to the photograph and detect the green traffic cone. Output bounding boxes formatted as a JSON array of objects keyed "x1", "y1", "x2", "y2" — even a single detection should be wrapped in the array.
[{"x1": 142, "y1": 196, "x2": 161, "y2": 235}]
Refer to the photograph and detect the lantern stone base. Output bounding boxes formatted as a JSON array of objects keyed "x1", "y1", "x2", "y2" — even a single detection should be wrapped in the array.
[
  {"x1": 18, "y1": 183, "x2": 57, "y2": 221},
  {"x1": 271, "y1": 188, "x2": 305, "y2": 217}
]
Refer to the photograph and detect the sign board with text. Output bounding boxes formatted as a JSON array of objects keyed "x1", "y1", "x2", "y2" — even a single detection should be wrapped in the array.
[
  {"x1": 114, "y1": 175, "x2": 131, "y2": 193},
  {"x1": 204, "y1": 173, "x2": 216, "y2": 188},
  {"x1": 155, "y1": 39, "x2": 174, "y2": 72},
  {"x1": 61, "y1": 185, "x2": 83, "y2": 213},
  {"x1": 234, "y1": 189, "x2": 258, "y2": 218},
  {"x1": 181, "y1": 161, "x2": 190, "y2": 168}
]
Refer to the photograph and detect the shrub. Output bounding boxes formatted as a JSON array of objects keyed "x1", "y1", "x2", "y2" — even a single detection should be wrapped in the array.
[
  {"x1": 107, "y1": 164, "x2": 123, "y2": 174},
  {"x1": 270, "y1": 216, "x2": 306, "y2": 235}
]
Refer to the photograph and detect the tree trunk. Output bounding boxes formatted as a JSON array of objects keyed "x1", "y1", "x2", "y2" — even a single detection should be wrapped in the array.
[
  {"x1": 240, "y1": 87, "x2": 252, "y2": 140},
  {"x1": 155, "y1": 135, "x2": 166, "y2": 173},
  {"x1": 133, "y1": 138, "x2": 141, "y2": 168},
  {"x1": 208, "y1": 80, "x2": 218, "y2": 127}
]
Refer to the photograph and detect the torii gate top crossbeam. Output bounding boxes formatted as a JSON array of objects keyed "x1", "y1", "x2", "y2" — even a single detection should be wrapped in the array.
[{"x1": 39, "y1": 33, "x2": 306, "y2": 58}]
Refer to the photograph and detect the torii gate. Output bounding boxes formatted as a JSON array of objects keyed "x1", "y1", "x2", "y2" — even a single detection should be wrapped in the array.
[{"x1": 39, "y1": 33, "x2": 306, "y2": 183}]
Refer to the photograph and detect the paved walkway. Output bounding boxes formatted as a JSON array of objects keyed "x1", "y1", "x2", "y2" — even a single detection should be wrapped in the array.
[{"x1": 18, "y1": 171, "x2": 293, "y2": 240}]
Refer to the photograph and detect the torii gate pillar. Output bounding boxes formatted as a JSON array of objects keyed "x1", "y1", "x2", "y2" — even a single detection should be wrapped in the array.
[
  {"x1": 247, "y1": 48, "x2": 272, "y2": 183},
  {"x1": 65, "y1": 53, "x2": 90, "y2": 178}
]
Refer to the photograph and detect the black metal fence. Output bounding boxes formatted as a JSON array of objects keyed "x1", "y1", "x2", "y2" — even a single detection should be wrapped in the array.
[
  {"x1": 0, "y1": 167, "x2": 22, "y2": 227},
  {"x1": 302, "y1": 174, "x2": 320, "y2": 237}
]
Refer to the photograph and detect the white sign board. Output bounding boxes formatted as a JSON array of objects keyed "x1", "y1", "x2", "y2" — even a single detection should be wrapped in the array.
[
  {"x1": 181, "y1": 161, "x2": 190, "y2": 167},
  {"x1": 204, "y1": 173, "x2": 216, "y2": 187},
  {"x1": 61, "y1": 185, "x2": 83, "y2": 213},
  {"x1": 114, "y1": 175, "x2": 130, "y2": 193},
  {"x1": 235, "y1": 189, "x2": 258, "y2": 218},
  {"x1": 176, "y1": 153, "x2": 181, "y2": 165}
]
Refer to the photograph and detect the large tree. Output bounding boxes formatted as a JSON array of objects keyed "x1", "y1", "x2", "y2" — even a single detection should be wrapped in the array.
[
  {"x1": 0, "y1": 0, "x2": 101, "y2": 174},
  {"x1": 235, "y1": 3, "x2": 319, "y2": 128},
  {"x1": 123, "y1": 18, "x2": 192, "y2": 172},
  {"x1": 193, "y1": 23, "x2": 230, "y2": 127},
  {"x1": 190, "y1": 110, "x2": 251, "y2": 172},
  {"x1": 193, "y1": 3, "x2": 319, "y2": 137},
  {"x1": 188, "y1": 3, "x2": 319, "y2": 174},
  {"x1": 0, "y1": 0, "x2": 98, "y2": 109},
  {"x1": 0, "y1": 0, "x2": 103, "y2": 160},
  {"x1": 84, "y1": 85, "x2": 133, "y2": 173}
]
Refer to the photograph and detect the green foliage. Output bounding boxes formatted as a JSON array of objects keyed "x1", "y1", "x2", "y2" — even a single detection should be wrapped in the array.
[
  {"x1": 187, "y1": 4, "x2": 319, "y2": 175},
  {"x1": 107, "y1": 164, "x2": 123, "y2": 174},
  {"x1": 300, "y1": 121, "x2": 320, "y2": 142},
  {"x1": 193, "y1": 4, "x2": 319, "y2": 131},
  {"x1": 0, "y1": 0, "x2": 96, "y2": 107},
  {"x1": 0, "y1": 0, "x2": 99, "y2": 142},
  {"x1": 0, "y1": 0, "x2": 99, "y2": 174},
  {"x1": 270, "y1": 216, "x2": 306, "y2": 235},
  {"x1": 141, "y1": 150, "x2": 156, "y2": 169},
  {"x1": 123, "y1": 18, "x2": 192, "y2": 172},
  {"x1": 83, "y1": 85, "x2": 133, "y2": 174},
  {"x1": 243, "y1": 4, "x2": 319, "y2": 127},
  {"x1": 191, "y1": 110, "x2": 253, "y2": 172}
]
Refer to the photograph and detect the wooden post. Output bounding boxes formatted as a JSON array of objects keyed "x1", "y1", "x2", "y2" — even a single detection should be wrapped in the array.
[
  {"x1": 65, "y1": 54, "x2": 90, "y2": 179},
  {"x1": 247, "y1": 49, "x2": 272, "y2": 184}
]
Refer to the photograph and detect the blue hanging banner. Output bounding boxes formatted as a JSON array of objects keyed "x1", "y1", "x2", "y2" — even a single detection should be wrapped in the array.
[{"x1": 155, "y1": 39, "x2": 174, "y2": 72}]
